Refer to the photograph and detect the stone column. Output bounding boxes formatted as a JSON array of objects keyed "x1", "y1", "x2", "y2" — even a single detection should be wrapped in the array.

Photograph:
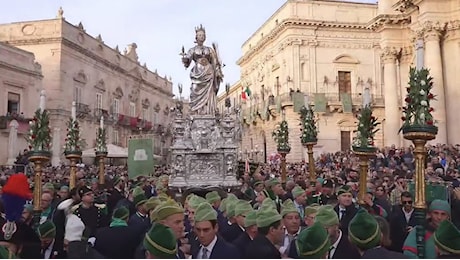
[
  {"x1": 6, "y1": 120, "x2": 19, "y2": 165},
  {"x1": 422, "y1": 21, "x2": 447, "y2": 144},
  {"x1": 443, "y1": 21, "x2": 460, "y2": 144},
  {"x1": 381, "y1": 47, "x2": 401, "y2": 147},
  {"x1": 51, "y1": 128, "x2": 61, "y2": 167}
]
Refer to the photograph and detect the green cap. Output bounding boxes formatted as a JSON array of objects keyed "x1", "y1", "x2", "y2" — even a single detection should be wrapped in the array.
[
  {"x1": 194, "y1": 202, "x2": 218, "y2": 222},
  {"x1": 226, "y1": 200, "x2": 238, "y2": 218},
  {"x1": 188, "y1": 195, "x2": 207, "y2": 210},
  {"x1": 154, "y1": 199, "x2": 184, "y2": 221},
  {"x1": 234, "y1": 200, "x2": 253, "y2": 216},
  {"x1": 305, "y1": 204, "x2": 319, "y2": 216},
  {"x1": 348, "y1": 208, "x2": 381, "y2": 250},
  {"x1": 37, "y1": 220, "x2": 56, "y2": 239},
  {"x1": 145, "y1": 197, "x2": 162, "y2": 212},
  {"x1": 256, "y1": 206, "x2": 282, "y2": 228},
  {"x1": 132, "y1": 186, "x2": 147, "y2": 207},
  {"x1": 429, "y1": 199, "x2": 451, "y2": 215},
  {"x1": 244, "y1": 210, "x2": 257, "y2": 228},
  {"x1": 296, "y1": 222, "x2": 331, "y2": 259},
  {"x1": 205, "y1": 191, "x2": 221, "y2": 204},
  {"x1": 219, "y1": 198, "x2": 228, "y2": 213},
  {"x1": 265, "y1": 178, "x2": 280, "y2": 189},
  {"x1": 144, "y1": 224, "x2": 177, "y2": 259},
  {"x1": 113, "y1": 206, "x2": 130, "y2": 221},
  {"x1": 433, "y1": 220, "x2": 460, "y2": 255},
  {"x1": 281, "y1": 199, "x2": 299, "y2": 217},
  {"x1": 292, "y1": 186, "x2": 305, "y2": 198},
  {"x1": 43, "y1": 182, "x2": 55, "y2": 191},
  {"x1": 337, "y1": 185, "x2": 352, "y2": 196},
  {"x1": 226, "y1": 193, "x2": 238, "y2": 201},
  {"x1": 315, "y1": 205, "x2": 339, "y2": 227},
  {"x1": 259, "y1": 198, "x2": 277, "y2": 211}
]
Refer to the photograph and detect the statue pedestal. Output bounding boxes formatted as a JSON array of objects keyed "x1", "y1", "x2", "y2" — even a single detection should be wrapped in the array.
[{"x1": 169, "y1": 113, "x2": 240, "y2": 193}]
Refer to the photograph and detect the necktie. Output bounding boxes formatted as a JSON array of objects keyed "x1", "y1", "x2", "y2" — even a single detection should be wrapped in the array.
[
  {"x1": 298, "y1": 205, "x2": 304, "y2": 219},
  {"x1": 328, "y1": 246, "x2": 335, "y2": 259},
  {"x1": 202, "y1": 247, "x2": 208, "y2": 259},
  {"x1": 339, "y1": 209, "x2": 346, "y2": 220}
]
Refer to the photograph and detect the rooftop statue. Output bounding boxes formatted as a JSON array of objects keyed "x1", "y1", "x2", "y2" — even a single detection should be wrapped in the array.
[{"x1": 181, "y1": 25, "x2": 224, "y2": 115}]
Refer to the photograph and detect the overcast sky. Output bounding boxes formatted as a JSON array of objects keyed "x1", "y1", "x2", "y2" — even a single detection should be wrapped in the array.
[{"x1": 0, "y1": 0, "x2": 377, "y2": 98}]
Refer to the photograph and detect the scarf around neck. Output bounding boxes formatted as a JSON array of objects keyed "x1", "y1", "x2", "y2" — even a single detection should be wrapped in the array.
[{"x1": 110, "y1": 218, "x2": 128, "y2": 228}]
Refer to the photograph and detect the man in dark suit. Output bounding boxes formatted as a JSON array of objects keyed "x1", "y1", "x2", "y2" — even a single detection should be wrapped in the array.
[
  {"x1": 221, "y1": 200, "x2": 252, "y2": 243},
  {"x1": 128, "y1": 187, "x2": 151, "y2": 233},
  {"x1": 191, "y1": 203, "x2": 240, "y2": 259},
  {"x1": 333, "y1": 185, "x2": 358, "y2": 235},
  {"x1": 36, "y1": 220, "x2": 66, "y2": 259},
  {"x1": 233, "y1": 210, "x2": 258, "y2": 255},
  {"x1": 106, "y1": 176, "x2": 125, "y2": 215},
  {"x1": 244, "y1": 200, "x2": 284, "y2": 259},
  {"x1": 389, "y1": 191, "x2": 417, "y2": 252}
]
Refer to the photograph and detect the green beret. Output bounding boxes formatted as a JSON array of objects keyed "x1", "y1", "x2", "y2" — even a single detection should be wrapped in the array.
[
  {"x1": 226, "y1": 200, "x2": 237, "y2": 219},
  {"x1": 305, "y1": 204, "x2": 319, "y2": 216},
  {"x1": 253, "y1": 180, "x2": 263, "y2": 187},
  {"x1": 43, "y1": 182, "x2": 55, "y2": 191},
  {"x1": 315, "y1": 205, "x2": 339, "y2": 227},
  {"x1": 154, "y1": 199, "x2": 184, "y2": 221},
  {"x1": 0, "y1": 246, "x2": 14, "y2": 259},
  {"x1": 113, "y1": 206, "x2": 130, "y2": 221},
  {"x1": 433, "y1": 220, "x2": 460, "y2": 255},
  {"x1": 158, "y1": 193, "x2": 169, "y2": 202},
  {"x1": 37, "y1": 220, "x2": 56, "y2": 239},
  {"x1": 256, "y1": 205, "x2": 282, "y2": 228},
  {"x1": 188, "y1": 195, "x2": 207, "y2": 210},
  {"x1": 195, "y1": 202, "x2": 217, "y2": 222},
  {"x1": 337, "y1": 185, "x2": 352, "y2": 196},
  {"x1": 429, "y1": 199, "x2": 451, "y2": 215},
  {"x1": 234, "y1": 200, "x2": 253, "y2": 216},
  {"x1": 244, "y1": 210, "x2": 257, "y2": 228},
  {"x1": 296, "y1": 222, "x2": 331, "y2": 259},
  {"x1": 219, "y1": 198, "x2": 228, "y2": 212},
  {"x1": 132, "y1": 187, "x2": 147, "y2": 207},
  {"x1": 316, "y1": 178, "x2": 324, "y2": 185},
  {"x1": 156, "y1": 182, "x2": 167, "y2": 193},
  {"x1": 292, "y1": 186, "x2": 305, "y2": 199},
  {"x1": 226, "y1": 193, "x2": 238, "y2": 201},
  {"x1": 348, "y1": 209, "x2": 381, "y2": 250},
  {"x1": 144, "y1": 224, "x2": 177, "y2": 258},
  {"x1": 60, "y1": 185, "x2": 69, "y2": 191},
  {"x1": 259, "y1": 198, "x2": 277, "y2": 211},
  {"x1": 205, "y1": 191, "x2": 221, "y2": 204},
  {"x1": 145, "y1": 197, "x2": 161, "y2": 212},
  {"x1": 281, "y1": 199, "x2": 299, "y2": 217},
  {"x1": 265, "y1": 178, "x2": 280, "y2": 189}
]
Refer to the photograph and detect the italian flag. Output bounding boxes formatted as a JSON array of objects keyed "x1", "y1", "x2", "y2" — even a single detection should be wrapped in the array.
[{"x1": 241, "y1": 86, "x2": 251, "y2": 101}]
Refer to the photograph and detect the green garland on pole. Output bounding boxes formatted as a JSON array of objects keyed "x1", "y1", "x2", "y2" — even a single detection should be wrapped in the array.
[
  {"x1": 352, "y1": 104, "x2": 379, "y2": 149},
  {"x1": 299, "y1": 105, "x2": 318, "y2": 143},
  {"x1": 95, "y1": 127, "x2": 107, "y2": 153},
  {"x1": 272, "y1": 120, "x2": 290, "y2": 152},
  {"x1": 64, "y1": 118, "x2": 84, "y2": 153},
  {"x1": 27, "y1": 109, "x2": 51, "y2": 152}
]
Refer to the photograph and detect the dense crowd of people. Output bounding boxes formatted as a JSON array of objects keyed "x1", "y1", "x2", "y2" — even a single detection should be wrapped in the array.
[{"x1": 0, "y1": 143, "x2": 458, "y2": 258}]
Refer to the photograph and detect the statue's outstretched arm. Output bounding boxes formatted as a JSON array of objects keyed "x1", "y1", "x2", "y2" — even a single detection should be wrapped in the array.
[{"x1": 182, "y1": 48, "x2": 193, "y2": 68}]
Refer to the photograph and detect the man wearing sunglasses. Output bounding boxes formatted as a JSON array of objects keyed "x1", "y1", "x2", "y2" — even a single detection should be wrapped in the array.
[{"x1": 389, "y1": 192, "x2": 417, "y2": 252}]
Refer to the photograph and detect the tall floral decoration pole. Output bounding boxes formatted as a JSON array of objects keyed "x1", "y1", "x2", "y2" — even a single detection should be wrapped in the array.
[
  {"x1": 400, "y1": 65, "x2": 438, "y2": 259},
  {"x1": 95, "y1": 116, "x2": 107, "y2": 185},
  {"x1": 64, "y1": 101, "x2": 83, "y2": 189},
  {"x1": 272, "y1": 114, "x2": 290, "y2": 184},
  {"x1": 27, "y1": 90, "x2": 52, "y2": 229},
  {"x1": 352, "y1": 88, "x2": 379, "y2": 207},
  {"x1": 299, "y1": 95, "x2": 318, "y2": 187}
]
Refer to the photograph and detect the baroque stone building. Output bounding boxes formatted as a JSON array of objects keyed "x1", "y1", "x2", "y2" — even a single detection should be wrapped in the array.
[
  {"x1": 218, "y1": 0, "x2": 460, "y2": 162},
  {"x1": 0, "y1": 8, "x2": 175, "y2": 164},
  {"x1": 0, "y1": 43, "x2": 43, "y2": 165}
]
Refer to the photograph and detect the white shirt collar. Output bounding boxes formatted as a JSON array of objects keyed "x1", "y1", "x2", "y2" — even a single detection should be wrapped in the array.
[
  {"x1": 200, "y1": 235, "x2": 218, "y2": 257},
  {"x1": 329, "y1": 230, "x2": 342, "y2": 258}
]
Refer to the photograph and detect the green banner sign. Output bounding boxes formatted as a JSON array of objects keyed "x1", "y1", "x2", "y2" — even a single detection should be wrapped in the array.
[{"x1": 128, "y1": 138, "x2": 154, "y2": 179}]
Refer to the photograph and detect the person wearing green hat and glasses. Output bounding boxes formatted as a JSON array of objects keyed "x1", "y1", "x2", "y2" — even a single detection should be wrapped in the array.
[
  {"x1": 191, "y1": 202, "x2": 240, "y2": 259},
  {"x1": 433, "y1": 220, "x2": 460, "y2": 258},
  {"x1": 279, "y1": 199, "x2": 302, "y2": 256},
  {"x1": 233, "y1": 210, "x2": 258, "y2": 255},
  {"x1": 349, "y1": 208, "x2": 407, "y2": 258},
  {"x1": 222, "y1": 200, "x2": 253, "y2": 243},
  {"x1": 244, "y1": 199, "x2": 284, "y2": 258},
  {"x1": 403, "y1": 199, "x2": 451, "y2": 259},
  {"x1": 144, "y1": 223, "x2": 178, "y2": 259}
]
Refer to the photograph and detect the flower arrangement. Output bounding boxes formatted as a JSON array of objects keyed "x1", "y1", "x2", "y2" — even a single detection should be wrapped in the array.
[
  {"x1": 64, "y1": 118, "x2": 84, "y2": 154},
  {"x1": 272, "y1": 120, "x2": 291, "y2": 152},
  {"x1": 95, "y1": 127, "x2": 107, "y2": 153},
  {"x1": 400, "y1": 67, "x2": 437, "y2": 132},
  {"x1": 26, "y1": 109, "x2": 51, "y2": 152},
  {"x1": 299, "y1": 105, "x2": 318, "y2": 144},
  {"x1": 352, "y1": 105, "x2": 380, "y2": 149}
]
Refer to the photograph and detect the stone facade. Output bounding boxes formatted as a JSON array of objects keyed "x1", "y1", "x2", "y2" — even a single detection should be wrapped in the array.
[
  {"x1": 0, "y1": 9, "x2": 175, "y2": 164},
  {"x1": 0, "y1": 43, "x2": 43, "y2": 165},
  {"x1": 217, "y1": 0, "x2": 460, "y2": 162}
]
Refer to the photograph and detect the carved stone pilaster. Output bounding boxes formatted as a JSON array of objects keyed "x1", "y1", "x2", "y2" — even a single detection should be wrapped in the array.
[
  {"x1": 419, "y1": 21, "x2": 446, "y2": 42},
  {"x1": 400, "y1": 46, "x2": 413, "y2": 64},
  {"x1": 445, "y1": 20, "x2": 460, "y2": 42},
  {"x1": 380, "y1": 47, "x2": 399, "y2": 64}
]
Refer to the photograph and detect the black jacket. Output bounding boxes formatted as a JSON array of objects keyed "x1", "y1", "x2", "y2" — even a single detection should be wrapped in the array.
[
  {"x1": 244, "y1": 234, "x2": 281, "y2": 259},
  {"x1": 361, "y1": 246, "x2": 408, "y2": 259},
  {"x1": 191, "y1": 236, "x2": 240, "y2": 259}
]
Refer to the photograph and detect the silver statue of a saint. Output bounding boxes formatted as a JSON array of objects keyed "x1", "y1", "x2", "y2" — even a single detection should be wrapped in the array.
[{"x1": 181, "y1": 25, "x2": 223, "y2": 115}]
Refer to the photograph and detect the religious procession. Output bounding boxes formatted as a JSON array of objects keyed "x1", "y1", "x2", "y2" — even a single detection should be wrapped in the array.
[{"x1": 0, "y1": 1, "x2": 460, "y2": 258}]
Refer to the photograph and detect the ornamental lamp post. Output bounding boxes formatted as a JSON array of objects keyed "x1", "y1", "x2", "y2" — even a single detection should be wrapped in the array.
[
  {"x1": 95, "y1": 116, "x2": 108, "y2": 185},
  {"x1": 299, "y1": 95, "x2": 318, "y2": 187},
  {"x1": 273, "y1": 117, "x2": 290, "y2": 185},
  {"x1": 64, "y1": 101, "x2": 83, "y2": 189}
]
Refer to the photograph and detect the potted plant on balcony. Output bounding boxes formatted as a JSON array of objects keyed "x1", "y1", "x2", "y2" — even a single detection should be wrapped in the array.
[
  {"x1": 352, "y1": 103, "x2": 379, "y2": 153},
  {"x1": 400, "y1": 67, "x2": 438, "y2": 135}
]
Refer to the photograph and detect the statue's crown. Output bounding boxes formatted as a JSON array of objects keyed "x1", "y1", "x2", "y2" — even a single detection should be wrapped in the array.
[{"x1": 195, "y1": 24, "x2": 206, "y2": 33}]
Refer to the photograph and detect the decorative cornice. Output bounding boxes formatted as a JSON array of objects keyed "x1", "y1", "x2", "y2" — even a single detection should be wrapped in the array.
[
  {"x1": 445, "y1": 20, "x2": 460, "y2": 41},
  {"x1": 392, "y1": 0, "x2": 419, "y2": 13},
  {"x1": 94, "y1": 79, "x2": 106, "y2": 92},
  {"x1": 367, "y1": 14, "x2": 411, "y2": 31},
  {"x1": 238, "y1": 18, "x2": 371, "y2": 65},
  {"x1": 418, "y1": 21, "x2": 447, "y2": 42},
  {"x1": 0, "y1": 60, "x2": 43, "y2": 78}
]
